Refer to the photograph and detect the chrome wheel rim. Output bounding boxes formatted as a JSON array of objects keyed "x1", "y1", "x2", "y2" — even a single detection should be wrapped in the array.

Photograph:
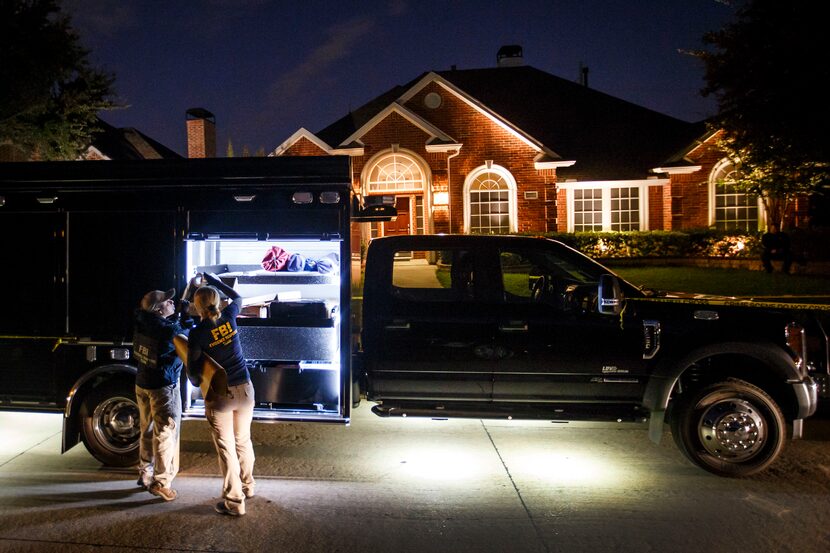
[
  {"x1": 92, "y1": 396, "x2": 140, "y2": 453},
  {"x1": 698, "y1": 398, "x2": 766, "y2": 461}
]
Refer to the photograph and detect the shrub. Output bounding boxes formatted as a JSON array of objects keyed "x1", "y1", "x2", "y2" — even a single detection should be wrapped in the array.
[{"x1": 523, "y1": 230, "x2": 763, "y2": 259}]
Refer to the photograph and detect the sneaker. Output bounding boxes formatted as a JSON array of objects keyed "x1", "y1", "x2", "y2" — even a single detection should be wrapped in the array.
[
  {"x1": 148, "y1": 482, "x2": 178, "y2": 502},
  {"x1": 215, "y1": 500, "x2": 245, "y2": 516}
]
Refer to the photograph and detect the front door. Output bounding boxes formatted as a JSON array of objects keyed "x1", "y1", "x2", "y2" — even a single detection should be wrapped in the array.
[{"x1": 383, "y1": 197, "x2": 411, "y2": 236}]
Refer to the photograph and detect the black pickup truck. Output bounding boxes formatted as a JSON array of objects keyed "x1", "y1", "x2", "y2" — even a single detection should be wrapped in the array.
[
  {"x1": 1, "y1": 159, "x2": 825, "y2": 478},
  {"x1": 358, "y1": 234, "x2": 826, "y2": 477}
]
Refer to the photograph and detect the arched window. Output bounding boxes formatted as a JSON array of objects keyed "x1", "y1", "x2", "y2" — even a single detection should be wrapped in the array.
[
  {"x1": 464, "y1": 165, "x2": 517, "y2": 234},
  {"x1": 365, "y1": 152, "x2": 425, "y2": 193},
  {"x1": 709, "y1": 160, "x2": 761, "y2": 231}
]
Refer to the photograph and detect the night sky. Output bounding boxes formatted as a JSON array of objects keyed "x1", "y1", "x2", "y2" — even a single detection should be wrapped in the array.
[{"x1": 64, "y1": 0, "x2": 736, "y2": 158}]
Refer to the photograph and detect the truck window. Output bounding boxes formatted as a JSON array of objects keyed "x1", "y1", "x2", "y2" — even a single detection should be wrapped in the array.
[
  {"x1": 499, "y1": 248, "x2": 600, "y2": 309},
  {"x1": 391, "y1": 249, "x2": 475, "y2": 301}
]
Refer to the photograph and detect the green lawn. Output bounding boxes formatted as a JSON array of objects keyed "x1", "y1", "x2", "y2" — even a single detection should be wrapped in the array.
[{"x1": 610, "y1": 265, "x2": 830, "y2": 299}]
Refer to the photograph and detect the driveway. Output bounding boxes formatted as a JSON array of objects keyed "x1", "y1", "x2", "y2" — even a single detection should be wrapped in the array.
[{"x1": 1, "y1": 405, "x2": 829, "y2": 552}]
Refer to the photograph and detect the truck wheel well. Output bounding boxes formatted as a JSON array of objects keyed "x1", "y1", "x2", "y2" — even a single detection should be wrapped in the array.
[
  {"x1": 77, "y1": 373, "x2": 133, "y2": 404},
  {"x1": 670, "y1": 353, "x2": 799, "y2": 422}
]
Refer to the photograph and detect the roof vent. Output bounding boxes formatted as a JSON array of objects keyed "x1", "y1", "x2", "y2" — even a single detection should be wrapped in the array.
[{"x1": 497, "y1": 45, "x2": 524, "y2": 67}]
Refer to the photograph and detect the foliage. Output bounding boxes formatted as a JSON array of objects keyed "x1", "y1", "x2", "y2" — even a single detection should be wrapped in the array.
[
  {"x1": 695, "y1": 1, "x2": 830, "y2": 228},
  {"x1": 0, "y1": 0, "x2": 116, "y2": 160},
  {"x1": 529, "y1": 230, "x2": 762, "y2": 259}
]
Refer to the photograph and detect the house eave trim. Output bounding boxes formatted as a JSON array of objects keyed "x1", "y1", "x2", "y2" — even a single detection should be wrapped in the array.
[
  {"x1": 270, "y1": 128, "x2": 332, "y2": 157},
  {"x1": 652, "y1": 165, "x2": 702, "y2": 175},
  {"x1": 534, "y1": 159, "x2": 576, "y2": 170},
  {"x1": 330, "y1": 147, "x2": 365, "y2": 156},
  {"x1": 425, "y1": 143, "x2": 463, "y2": 153},
  {"x1": 557, "y1": 178, "x2": 670, "y2": 190}
]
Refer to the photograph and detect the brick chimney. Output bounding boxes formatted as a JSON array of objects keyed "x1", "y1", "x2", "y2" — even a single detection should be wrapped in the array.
[{"x1": 186, "y1": 108, "x2": 216, "y2": 158}]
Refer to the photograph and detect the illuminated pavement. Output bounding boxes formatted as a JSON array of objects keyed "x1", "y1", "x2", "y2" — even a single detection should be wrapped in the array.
[{"x1": 1, "y1": 405, "x2": 830, "y2": 552}]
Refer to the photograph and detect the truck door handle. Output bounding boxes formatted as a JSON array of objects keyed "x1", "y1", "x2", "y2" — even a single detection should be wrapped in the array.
[
  {"x1": 499, "y1": 321, "x2": 528, "y2": 332},
  {"x1": 385, "y1": 321, "x2": 411, "y2": 330}
]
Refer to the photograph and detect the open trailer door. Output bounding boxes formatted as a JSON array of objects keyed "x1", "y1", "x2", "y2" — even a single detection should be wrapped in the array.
[{"x1": 180, "y1": 176, "x2": 353, "y2": 424}]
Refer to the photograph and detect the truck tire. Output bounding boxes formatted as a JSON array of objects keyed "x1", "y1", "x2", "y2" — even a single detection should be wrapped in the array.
[
  {"x1": 79, "y1": 383, "x2": 140, "y2": 467},
  {"x1": 670, "y1": 378, "x2": 785, "y2": 477}
]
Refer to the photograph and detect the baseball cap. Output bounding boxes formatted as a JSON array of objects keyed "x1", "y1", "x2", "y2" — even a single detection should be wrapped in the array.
[{"x1": 141, "y1": 288, "x2": 176, "y2": 312}]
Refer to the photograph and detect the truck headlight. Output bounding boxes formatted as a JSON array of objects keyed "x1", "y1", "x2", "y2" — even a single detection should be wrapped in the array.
[{"x1": 785, "y1": 322, "x2": 807, "y2": 374}]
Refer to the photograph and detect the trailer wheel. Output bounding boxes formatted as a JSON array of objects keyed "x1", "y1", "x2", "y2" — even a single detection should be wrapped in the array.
[
  {"x1": 670, "y1": 378, "x2": 785, "y2": 477},
  {"x1": 79, "y1": 383, "x2": 140, "y2": 467}
]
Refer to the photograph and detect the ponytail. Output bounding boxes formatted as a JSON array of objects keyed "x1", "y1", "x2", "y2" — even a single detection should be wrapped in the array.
[{"x1": 194, "y1": 286, "x2": 222, "y2": 322}]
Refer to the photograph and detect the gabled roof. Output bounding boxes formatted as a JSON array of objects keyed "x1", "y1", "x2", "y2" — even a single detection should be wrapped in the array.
[
  {"x1": 89, "y1": 119, "x2": 181, "y2": 160},
  {"x1": 270, "y1": 127, "x2": 333, "y2": 157},
  {"x1": 338, "y1": 102, "x2": 458, "y2": 149},
  {"x1": 316, "y1": 65, "x2": 705, "y2": 181}
]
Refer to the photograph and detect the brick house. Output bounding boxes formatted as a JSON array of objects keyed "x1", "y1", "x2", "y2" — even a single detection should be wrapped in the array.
[{"x1": 270, "y1": 49, "x2": 780, "y2": 247}]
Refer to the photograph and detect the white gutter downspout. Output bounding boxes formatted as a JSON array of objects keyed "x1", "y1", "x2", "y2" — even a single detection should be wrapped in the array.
[{"x1": 446, "y1": 148, "x2": 461, "y2": 233}]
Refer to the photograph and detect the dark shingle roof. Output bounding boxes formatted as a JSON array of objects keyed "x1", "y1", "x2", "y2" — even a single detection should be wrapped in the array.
[
  {"x1": 317, "y1": 65, "x2": 704, "y2": 181},
  {"x1": 91, "y1": 119, "x2": 181, "y2": 160}
]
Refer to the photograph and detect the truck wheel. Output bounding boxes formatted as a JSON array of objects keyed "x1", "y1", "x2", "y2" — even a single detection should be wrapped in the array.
[
  {"x1": 670, "y1": 378, "x2": 785, "y2": 477},
  {"x1": 79, "y1": 383, "x2": 140, "y2": 467}
]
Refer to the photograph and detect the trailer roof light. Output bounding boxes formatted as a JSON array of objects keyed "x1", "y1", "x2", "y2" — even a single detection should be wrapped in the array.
[
  {"x1": 233, "y1": 194, "x2": 256, "y2": 202},
  {"x1": 36, "y1": 196, "x2": 57, "y2": 204},
  {"x1": 292, "y1": 192, "x2": 313, "y2": 204},
  {"x1": 319, "y1": 191, "x2": 340, "y2": 204}
]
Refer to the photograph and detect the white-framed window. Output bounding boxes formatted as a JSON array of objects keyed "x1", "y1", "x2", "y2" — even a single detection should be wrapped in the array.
[
  {"x1": 463, "y1": 164, "x2": 518, "y2": 234},
  {"x1": 609, "y1": 187, "x2": 641, "y2": 231},
  {"x1": 572, "y1": 188, "x2": 603, "y2": 231},
  {"x1": 564, "y1": 181, "x2": 653, "y2": 232},
  {"x1": 365, "y1": 152, "x2": 425, "y2": 194},
  {"x1": 709, "y1": 159, "x2": 762, "y2": 231}
]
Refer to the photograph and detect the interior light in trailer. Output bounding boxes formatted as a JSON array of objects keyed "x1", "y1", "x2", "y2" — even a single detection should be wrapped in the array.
[{"x1": 233, "y1": 194, "x2": 256, "y2": 202}]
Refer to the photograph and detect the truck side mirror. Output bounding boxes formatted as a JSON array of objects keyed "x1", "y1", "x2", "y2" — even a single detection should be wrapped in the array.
[{"x1": 598, "y1": 274, "x2": 623, "y2": 315}]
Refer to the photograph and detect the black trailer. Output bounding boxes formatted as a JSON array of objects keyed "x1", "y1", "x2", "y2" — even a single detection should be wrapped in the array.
[{"x1": 0, "y1": 157, "x2": 361, "y2": 465}]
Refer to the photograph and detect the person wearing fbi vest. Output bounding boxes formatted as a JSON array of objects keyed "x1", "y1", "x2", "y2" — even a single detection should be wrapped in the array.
[
  {"x1": 133, "y1": 288, "x2": 192, "y2": 502},
  {"x1": 188, "y1": 273, "x2": 256, "y2": 516}
]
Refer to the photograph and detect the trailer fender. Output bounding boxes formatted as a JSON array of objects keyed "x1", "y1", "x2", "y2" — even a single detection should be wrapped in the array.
[
  {"x1": 62, "y1": 364, "x2": 137, "y2": 453},
  {"x1": 642, "y1": 342, "x2": 800, "y2": 445}
]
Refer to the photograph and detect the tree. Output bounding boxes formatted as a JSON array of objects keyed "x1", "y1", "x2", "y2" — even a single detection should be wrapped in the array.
[
  {"x1": 698, "y1": 0, "x2": 830, "y2": 229},
  {"x1": 0, "y1": 0, "x2": 116, "y2": 160}
]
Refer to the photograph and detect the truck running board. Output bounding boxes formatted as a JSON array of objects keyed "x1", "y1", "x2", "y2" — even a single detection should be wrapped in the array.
[{"x1": 371, "y1": 402, "x2": 648, "y2": 423}]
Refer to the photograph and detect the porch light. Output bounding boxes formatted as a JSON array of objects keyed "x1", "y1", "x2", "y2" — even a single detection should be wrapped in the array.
[{"x1": 433, "y1": 192, "x2": 449, "y2": 206}]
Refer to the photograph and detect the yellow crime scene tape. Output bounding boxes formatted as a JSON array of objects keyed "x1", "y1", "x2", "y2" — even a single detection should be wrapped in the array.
[{"x1": 628, "y1": 296, "x2": 830, "y2": 311}]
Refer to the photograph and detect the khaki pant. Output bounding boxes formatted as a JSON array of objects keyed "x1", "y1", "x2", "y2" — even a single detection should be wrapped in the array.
[
  {"x1": 136, "y1": 382, "x2": 181, "y2": 489},
  {"x1": 205, "y1": 381, "x2": 256, "y2": 510}
]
